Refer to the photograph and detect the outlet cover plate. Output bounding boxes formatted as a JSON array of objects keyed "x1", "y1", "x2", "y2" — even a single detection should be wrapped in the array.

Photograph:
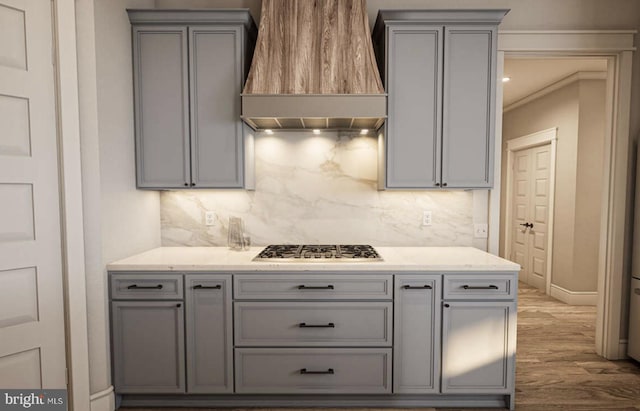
[
  {"x1": 422, "y1": 211, "x2": 432, "y2": 226},
  {"x1": 205, "y1": 211, "x2": 215, "y2": 226},
  {"x1": 474, "y1": 223, "x2": 488, "y2": 238}
]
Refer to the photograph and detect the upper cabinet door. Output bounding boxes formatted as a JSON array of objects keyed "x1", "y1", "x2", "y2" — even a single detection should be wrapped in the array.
[
  {"x1": 189, "y1": 27, "x2": 244, "y2": 188},
  {"x1": 385, "y1": 26, "x2": 443, "y2": 188},
  {"x1": 133, "y1": 27, "x2": 191, "y2": 188},
  {"x1": 441, "y1": 26, "x2": 496, "y2": 188}
]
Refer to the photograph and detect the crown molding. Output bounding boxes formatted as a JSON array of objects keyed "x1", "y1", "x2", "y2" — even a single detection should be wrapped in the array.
[{"x1": 503, "y1": 71, "x2": 607, "y2": 113}]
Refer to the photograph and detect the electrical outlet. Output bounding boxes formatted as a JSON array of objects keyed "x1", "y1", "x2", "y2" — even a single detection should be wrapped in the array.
[
  {"x1": 205, "y1": 211, "x2": 215, "y2": 226},
  {"x1": 422, "y1": 210, "x2": 432, "y2": 226},
  {"x1": 474, "y1": 223, "x2": 488, "y2": 238}
]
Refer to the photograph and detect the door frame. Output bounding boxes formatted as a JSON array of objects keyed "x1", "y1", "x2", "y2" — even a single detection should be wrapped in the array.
[
  {"x1": 52, "y1": 0, "x2": 92, "y2": 409},
  {"x1": 503, "y1": 128, "x2": 558, "y2": 295},
  {"x1": 489, "y1": 30, "x2": 636, "y2": 359}
]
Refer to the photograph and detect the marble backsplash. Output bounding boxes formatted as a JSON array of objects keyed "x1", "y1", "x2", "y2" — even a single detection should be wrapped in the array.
[{"x1": 161, "y1": 131, "x2": 475, "y2": 247}]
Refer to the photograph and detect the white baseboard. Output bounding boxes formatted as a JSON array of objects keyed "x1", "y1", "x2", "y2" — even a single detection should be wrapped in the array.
[
  {"x1": 549, "y1": 284, "x2": 598, "y2": 305},
  {"x1": 90, "y1": 386, "x2": 115, "y2": 411}
]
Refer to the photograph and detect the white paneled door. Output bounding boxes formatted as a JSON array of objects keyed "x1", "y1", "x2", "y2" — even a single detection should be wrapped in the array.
[
  {"x1": 510, "y1": 144, "x2": 552, "y2": 290},
  {"x1": 0, "y1": 0, "x2": 66, "y2": 388}
]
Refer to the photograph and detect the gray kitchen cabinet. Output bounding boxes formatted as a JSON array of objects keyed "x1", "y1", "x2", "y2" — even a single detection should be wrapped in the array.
[
  {"x1": 393, "y1": 275, "x2": 441, "y2": 393},
  {"x1": 109, "y1": 269, "x2": 517, "y2": 409},
  {"x1": 185, "y1": 274, "x2": 233, "y2": 393},
  {"x1": 111, "y1": 301, "x2": 185, "y2": 393},
  {"x1": 373, "y1": 10, "x2": 507, "y2": 189},
  {"x1": 441, "y1": 301, "x2": 516, "y2": 393},
  {"x1": 129, "y1": 10, "x2": 256, "y2": 189}
]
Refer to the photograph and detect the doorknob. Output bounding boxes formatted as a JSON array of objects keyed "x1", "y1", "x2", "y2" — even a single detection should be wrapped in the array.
[{"x1": 519, "y1": 223, "x2": 533, "y2": 228}]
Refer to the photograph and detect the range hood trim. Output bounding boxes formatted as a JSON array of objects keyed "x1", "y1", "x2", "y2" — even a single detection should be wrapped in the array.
[{"x1": 242, "y1": 94, "x2": 387, "y2": 131}]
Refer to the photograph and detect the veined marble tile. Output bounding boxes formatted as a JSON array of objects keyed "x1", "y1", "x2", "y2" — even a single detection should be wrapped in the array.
[{"x1": 161, "y1": 132, "x2": 475, "y2": 247}]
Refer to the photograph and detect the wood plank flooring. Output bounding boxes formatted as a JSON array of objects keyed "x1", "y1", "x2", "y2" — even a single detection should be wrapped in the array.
[{"x1": 118, "y1": 283, "x2": 640, "y2": 411}]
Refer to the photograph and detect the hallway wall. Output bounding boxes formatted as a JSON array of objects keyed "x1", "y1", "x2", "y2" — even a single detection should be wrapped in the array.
[{"x1": 502, "y1": 77, "x2": 606, "y2": 293}]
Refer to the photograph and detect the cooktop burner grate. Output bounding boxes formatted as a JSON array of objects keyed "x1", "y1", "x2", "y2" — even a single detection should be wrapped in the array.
[{"x1": 253, "y1": 244, "x2": 382, "y2": 261}]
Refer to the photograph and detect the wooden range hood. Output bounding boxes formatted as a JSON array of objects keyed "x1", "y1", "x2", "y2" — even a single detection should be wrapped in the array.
[{"x1": 241, "y1": 0, "x2": 386, "y2": 131}]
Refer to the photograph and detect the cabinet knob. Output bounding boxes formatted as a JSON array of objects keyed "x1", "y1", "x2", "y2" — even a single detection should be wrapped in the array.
[
  {"x1": 442, "y1": 182, "x2": 448, "y2": 187},
  {"x1": 190, "y1": 182, "x2": 196, "y2": 187},
  {"x1": 184, "y1": 182, "x2": 189, "y2": 186},
  {"x1": 435, "y1": 182, "x2": 441, "y2": 187},
  {"x1": 444, "y1": 303, "x2": 450, "y2": 308},
  {"x1": 176, "y1": 303, "x2": 181, "y2": 308}
]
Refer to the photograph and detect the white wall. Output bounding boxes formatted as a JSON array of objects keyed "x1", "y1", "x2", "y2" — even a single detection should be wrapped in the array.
[
  {"x1": 77, "y1": 0, "x2": 161, "y2": 405},
  {"x1": 574, "y1": 80, "x2": 607, "y2": 292}
]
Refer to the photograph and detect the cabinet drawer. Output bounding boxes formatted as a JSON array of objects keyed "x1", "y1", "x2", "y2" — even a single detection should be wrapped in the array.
[
  {"x1": 234, "y1": 302, "x2": 392, "y2": 346},
  {"x1": 111, "y1": 274, "x2": 183, "y2": 300},
  {"x1": 443, "y1": 274, "x2": 515, "y2": 300},
  {"x1": 235, "y1": 348, "x2": 392, "y2": 394},
  {"x1": 233, "y1": 274, "x2": 392, "y2": 300}
]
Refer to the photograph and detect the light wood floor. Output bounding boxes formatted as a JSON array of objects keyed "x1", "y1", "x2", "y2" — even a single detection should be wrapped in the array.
[{"x1": 119, "y1": 283, "x2": 640, "y2": 411}]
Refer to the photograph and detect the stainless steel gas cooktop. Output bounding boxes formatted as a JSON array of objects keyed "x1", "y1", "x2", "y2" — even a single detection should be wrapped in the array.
[{"x1": 253, "y1": 244, "x2": 382, "y2": 262}]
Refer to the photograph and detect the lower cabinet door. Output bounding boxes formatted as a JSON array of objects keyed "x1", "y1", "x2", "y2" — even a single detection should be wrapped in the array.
[
  {"x1": 393, "y1": 275, "x2": 440, "y2": 393},
  {"x1": 185, "y1": 274, "x2": 233, "y2": 393},
  {"x1": 111, "y1": 301, "x2": 185, "y2": 393},
  {"x1": 441, "y1": 301, "x2": 516, "y2": 393},
  {"x1": 235, "y1": 348, "x2": 392, "y2": 394}
]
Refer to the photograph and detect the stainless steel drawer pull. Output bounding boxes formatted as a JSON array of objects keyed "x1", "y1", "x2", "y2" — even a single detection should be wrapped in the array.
[
  {"x1": 462, "y1": 285, "x2": 499, "y2": 290},
  {"x1": 297, "y1": 285, "x2": 335, "y2": 290},
  {"x1": 299, "y1": 322, "x2": 335, "y2": 328},
  {"x1": 402, "y1": 285, "x2": 432, "y2": 290},
  {"x1": 193, "y1": 284, "x2": 222, "y2": 290},
  {"x1": 300, "y1": 368, "x2": 334, "y2": 375},
  {"x1": 127, "y1": 284, "x2": 163, "y2": 290}
]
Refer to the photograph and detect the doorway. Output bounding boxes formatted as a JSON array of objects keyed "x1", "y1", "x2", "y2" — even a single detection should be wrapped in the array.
[
  {"x1": 489, "y1": 30, "x2": 636, "y2": 359},
  {"x1": 504, "y1": 129, "x2": 557, "y2": 293},
  {"x1": 500, "y1": 56, "x2": 608, "y2": 307}
]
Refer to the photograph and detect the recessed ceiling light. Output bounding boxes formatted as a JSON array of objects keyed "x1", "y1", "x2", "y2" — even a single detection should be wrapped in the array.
[
  {"x1": 502, "y1": 77, "x2": 511, "y2": 83},
  {"x1": 312, "y1": 129, "x2": 321, "y2": 134},
  {"x1": 360, "y1": 129, "x2": 369, "y2": 135},
  {"x1": 265, "y1": 129, "x2": 274, "y2": 134}
]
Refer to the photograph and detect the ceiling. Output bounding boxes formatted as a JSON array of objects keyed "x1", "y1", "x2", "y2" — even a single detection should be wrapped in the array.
[{"x1": 502, "y1": 58, "x2": 608, "y2": 107}]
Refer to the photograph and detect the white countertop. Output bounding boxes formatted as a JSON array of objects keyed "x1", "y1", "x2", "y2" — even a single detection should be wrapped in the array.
[{"x1": 107, "y1": 246, "x2": 520, "y2": 272}]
